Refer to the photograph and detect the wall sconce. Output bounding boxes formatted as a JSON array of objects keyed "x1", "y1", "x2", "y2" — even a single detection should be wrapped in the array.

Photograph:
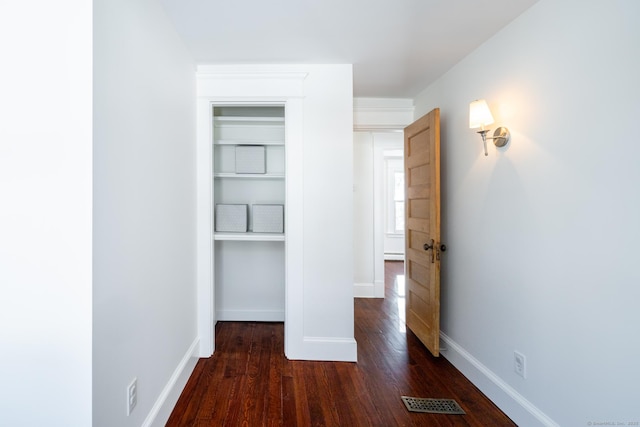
[{"x1": 469, "y1": 99, "x2": 510, "y2": 156}]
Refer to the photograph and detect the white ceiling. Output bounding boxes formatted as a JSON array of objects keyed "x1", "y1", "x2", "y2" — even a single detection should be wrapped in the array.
[{"x1": 158, "y1": 0, "x2": 538, "y2": 98}]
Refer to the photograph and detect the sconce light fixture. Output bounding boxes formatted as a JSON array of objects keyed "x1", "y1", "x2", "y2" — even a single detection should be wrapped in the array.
[{"x1": 469, "y1": 99, "x2": 510, "y2": 156}]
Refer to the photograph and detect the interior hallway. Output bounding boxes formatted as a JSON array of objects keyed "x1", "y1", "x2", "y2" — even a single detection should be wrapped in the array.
[{"x1": 166, "y1": 261, "x2": 515, "y2": 426}]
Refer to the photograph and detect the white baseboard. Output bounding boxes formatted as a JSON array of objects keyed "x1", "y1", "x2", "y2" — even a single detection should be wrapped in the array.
[
  {"x1": 287, "y1": 336, "x2": 358, "y2": 362},
  {"x1": 143, "y1": 337, "x2": 200, "y2": 427},
  {"x1": 354, "y1": 281, "x2": 384, "y2": 298},
  {"x1": 354, "y1": 282, "x2": 375, "y2": 298},
  {"x1": 216, "y1": 309, "x2": 285, "y2": 322},
  {"x1": 439, "y1": 332, "x2": 559, "y2": 427},
  {"x1": 384, "y1": 253, "x2": 404, "y2": 261}
]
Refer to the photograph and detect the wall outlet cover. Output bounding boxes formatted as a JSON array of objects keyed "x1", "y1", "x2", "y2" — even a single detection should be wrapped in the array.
[
  {"x1": 127, "y1": 378, "x2": 138, "y2": 416},
  {"x1": 514, "y1": 351, "x2": 526, "y2": 379}
]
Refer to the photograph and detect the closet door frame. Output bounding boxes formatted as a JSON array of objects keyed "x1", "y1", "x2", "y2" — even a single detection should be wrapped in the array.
[{"x1": 196, "y1": 95, "x2": 304, "y2": 357}]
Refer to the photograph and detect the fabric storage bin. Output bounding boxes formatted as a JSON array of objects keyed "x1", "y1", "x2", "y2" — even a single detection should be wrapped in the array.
[
  {"x1": 235, "y1": 145, "x2": 266, "y2": 174},
  {"x1": 215, "y1": 204, "x2": 248, "y2": 232},
  {"x1": 252, "y1": 204, "x2": 284, "y2": 233}
]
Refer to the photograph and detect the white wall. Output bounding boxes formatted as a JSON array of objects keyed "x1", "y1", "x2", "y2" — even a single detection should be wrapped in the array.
[
  {"x1": 353, "y1": 131, "x2": 405, "y2": 297},
  {"x1": 353, "y1": 131, "x2": 376, "y2": 293},
  {"x1": 196, "y1": 64, "x2": 357, "y2": 361},
  {"x1": 381, "y1": 146, "x2": 404, "y2": 258},
  {"x1": 93, "y1": 0, "x2": 198, "y2": 426},
  {"x1": 413, "y1": 1, "x2": 640, "y2": 425},
  {"x1": 0, "y1": 2, "x2": 92, "y2": 426},
  {"x1": 353, "y1": 98, "x2": 413, "y2": 298},
  {"x1": 301, "y1": 67, "x2": 355, "y2": 349}
]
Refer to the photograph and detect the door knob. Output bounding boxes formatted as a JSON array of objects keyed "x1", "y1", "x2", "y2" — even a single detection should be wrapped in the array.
[
  {"x1": 423, "y1": 239, "x2": 434, "y2": 251},
  {"x1": 440, "y1": 244, "x2": 447, "y2": 252}
]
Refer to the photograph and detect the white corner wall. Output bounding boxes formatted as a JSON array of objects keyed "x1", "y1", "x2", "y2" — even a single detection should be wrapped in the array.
[
  {"x1": 413, "y1": 1, "x2": 640, "y2": 426},
  {"x1": 93, "y1": 0, "x2": 198, "y2": 426},
  {"x1": 0, "y1": 2, "x2": 92, "y2": 426},
  {"x1": 301, "y1": 66, "x2": 355, "y2": 357},
  {"x1": 196, "y1": 64, "x2": 356, "y2": 362}
]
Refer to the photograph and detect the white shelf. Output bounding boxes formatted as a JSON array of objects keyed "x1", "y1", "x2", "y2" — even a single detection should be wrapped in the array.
[
  {"x1": 214, "y1": 140, "x2": 284, "y2": 146},
  {"x1": 214, "y1": 172, "x2": 284, "y2": 179},
  {"x1": 214, "y1": 116, "x2": 284, "y2": 123},
  {"x1": 214, "y1": 232, "x2": 285, "y2": 242}
]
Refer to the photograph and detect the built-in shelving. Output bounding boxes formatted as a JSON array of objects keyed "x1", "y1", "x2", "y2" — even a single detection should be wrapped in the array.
[{"x1": 212, "y1": 105, "x2": 286, "y2": 322}]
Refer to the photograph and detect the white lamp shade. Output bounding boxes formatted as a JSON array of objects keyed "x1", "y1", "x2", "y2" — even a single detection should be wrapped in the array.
[{"x1": 469, "y1": 99, "x2": 495, "y2": 129}]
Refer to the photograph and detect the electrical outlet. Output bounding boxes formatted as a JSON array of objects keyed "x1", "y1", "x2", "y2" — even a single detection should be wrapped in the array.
[
  {"x1": 514, "y1": 351, "x2": 526, "y2": 379},
  {"x1": 127, "y1": 378, "x2": 138, "y2": 416}
]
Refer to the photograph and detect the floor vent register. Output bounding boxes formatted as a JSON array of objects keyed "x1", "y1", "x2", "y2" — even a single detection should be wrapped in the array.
[{"x1": 401, "y1": 396, "x2": 466, "y2": 415}]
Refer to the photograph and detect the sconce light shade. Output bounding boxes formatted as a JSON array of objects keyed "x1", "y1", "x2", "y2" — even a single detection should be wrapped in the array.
[
  {"x1": 469, "y1": 99, "x2": 494, "y2": 129},
  {"x1": 469, "y1": 99, "x2": 510, "y2": 156}
]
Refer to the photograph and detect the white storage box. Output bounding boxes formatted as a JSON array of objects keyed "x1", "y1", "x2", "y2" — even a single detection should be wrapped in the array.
[
  {"x1": 235, "y1": 145, "x2": 266, "y2": 174},
  {"x1": 252, "y1": 204, "x2": 284, "y2": 233},
  {"x1": 215, "y1": 204, "x2": 248, "y2": 232}
]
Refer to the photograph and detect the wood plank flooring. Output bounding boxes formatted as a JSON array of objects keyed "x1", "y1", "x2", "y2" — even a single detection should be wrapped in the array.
[{"x1": 167, "y1": 261, "x2": 515, "y2": 426}]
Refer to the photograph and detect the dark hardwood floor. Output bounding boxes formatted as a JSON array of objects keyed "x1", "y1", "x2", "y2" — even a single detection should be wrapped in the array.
[{"x1": 167, "y1": 261, "x2": 515, "y2": 426}]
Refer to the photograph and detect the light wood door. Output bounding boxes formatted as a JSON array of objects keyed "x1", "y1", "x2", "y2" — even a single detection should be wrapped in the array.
[{"x1": 404, "y1": 108, "x2": 442, "y2": 357}]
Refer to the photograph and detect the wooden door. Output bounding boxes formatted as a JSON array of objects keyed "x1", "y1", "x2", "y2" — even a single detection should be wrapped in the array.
[{"x1": 404, "y1": 108, "x2": 442, "y2": 357}]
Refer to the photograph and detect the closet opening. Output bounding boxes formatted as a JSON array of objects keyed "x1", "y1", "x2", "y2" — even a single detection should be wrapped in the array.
[{"x1": 211, "y1": 105, "x2": 286, "y2": 345}]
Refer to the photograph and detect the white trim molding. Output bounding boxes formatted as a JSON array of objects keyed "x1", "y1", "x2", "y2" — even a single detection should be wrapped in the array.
[
  {"x1": 196, "y1": 66, "x2": 307, "y2": 359},
  {"x1": 353, "y1": 281, "x2": 385, "y2": 298},
  {"x1": 143, "y1": 338, "x2": 200, "y2": 427},
  {"x1": 353, "y1": 97, "x2": 414, "y2": 130},
  {"x1": 440, "y1": 332, "x2": 560, "y2": 427},
  {"x1": 288, "y1": 337, "x2": 358, "y2": 362},
  {"x1": 197, "y1": 65, "x2": 308, "y2": 99},
  {"x1": 196, "y1": 98, "x2": 214, "y2": 357},
  {"x1": 216, "y1": 309, "x2": 285, "y2": 322}
]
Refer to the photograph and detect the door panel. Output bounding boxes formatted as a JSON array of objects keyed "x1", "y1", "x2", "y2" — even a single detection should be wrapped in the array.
[
  {"x1": 409, "y1": 165, "x2": 430, "y2": 186},
  {"x1": 408, "y1": 131, "x2": 431, "y2": 157},
  {"x1": 406, "y1": 185, "x2": 431, "y2": 199},
  {"x1": 409, "y1": 199, "x2": 429, "y2": 219},
  {"x1": 404, "y1": 108, "x2": 441, "y2": 357},
  {"x1": 408, "y1": 261, "x2": 429, "y2": 289}
]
